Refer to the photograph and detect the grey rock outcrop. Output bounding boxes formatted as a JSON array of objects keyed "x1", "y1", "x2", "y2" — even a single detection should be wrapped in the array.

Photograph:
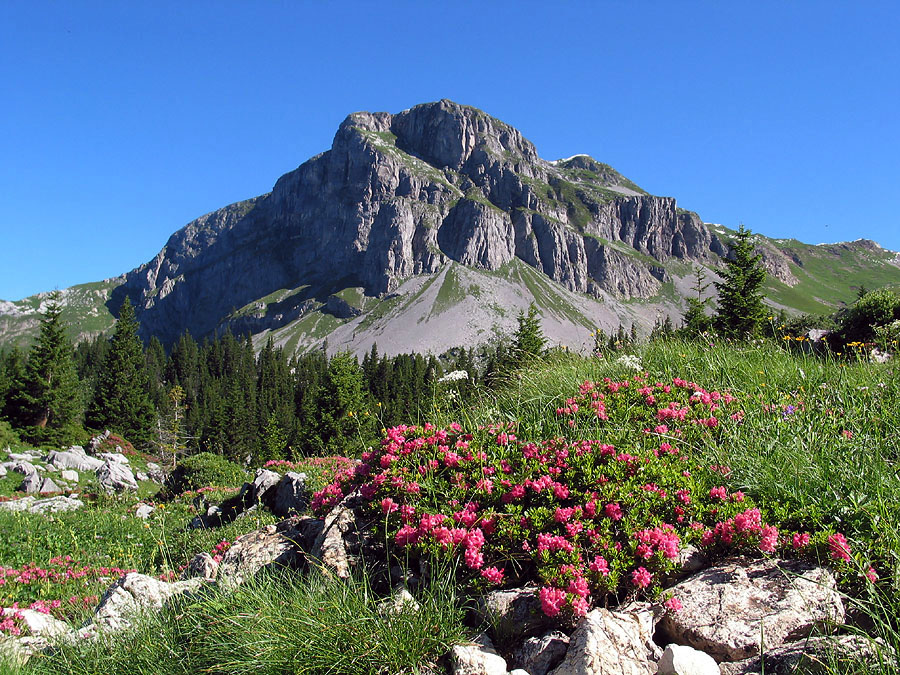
[
  {"x1": 549, "y1": 608, "x2": 656, "y2": 675},
  {"x1": 450, "y1": 633, "x2": 508, "y2": 675},
  {"x1": 145, "y1": 462, "x2": 165, "y2": 483},
  {"x1": 46, "y1": 447, "x2": 103, "y2": 472},
  {"x1": 188, "y1": 468, "x2": 285, "y2": 528},
  {"x1": 217, "y1": 516, "x2": 323, "y2": 588},
  {"x1": 0, "y1": 495, "x2": 84, "y2": 513},
  {"x1": 718, "y1": 635, "x2": 883, "y2": 675},
  {"x1": 108, "y1": 100, "x2": 727, "y2": 346},
  {"x1": 474, "y1": 586, "x2": 547, "y2": 641},
  {"x1": 658, "y1": 644, "x2": 721, "y2": 675},
  {"x1": 658, "y1": 558, "x2": 844, "y2": 663},
  {"x1": 509, "y1": 630, "x2": 570, "y2": 675},
  {"x1": 38, "y1": 476, "x2": 61, "y2": 494},
  {"x1": 181, "y1": 552, "x2": 220, "y2": 582},
  {"x1": 97, "y1": 459, "x2": 138, "y2": 493},
  {"x1": 84, "y1": 573, "x2": 205, "y2": 634},
  {"x1": 309, "y1": 492, "x2": 365, "y2": 579},
  {"x1": 60, "y1": 469, "x2": 79, "y2": 482},
  {"x1": 8, "y1": 460, "x2": 39, "y2": 478},
  {"x1": 19, "y1": 472, "x2": 43, "y2": 494},
  {"x1": 271, "y1": 471, "x2": 308, "y2": 517}
]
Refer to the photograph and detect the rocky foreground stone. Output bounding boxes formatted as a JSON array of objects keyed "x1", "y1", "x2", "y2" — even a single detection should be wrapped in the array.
[{"x1": 0, "y1": 486, "x2": 889, "y2": 674}]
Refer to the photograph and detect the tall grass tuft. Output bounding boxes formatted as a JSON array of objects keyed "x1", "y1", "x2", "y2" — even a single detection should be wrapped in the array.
[{"x1": 29, "y1": 566, "x2": 466, "y2": 675}]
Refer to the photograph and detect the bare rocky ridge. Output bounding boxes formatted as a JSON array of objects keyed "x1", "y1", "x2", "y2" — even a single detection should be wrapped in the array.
[
  {"x1": 4, "y1": 100, "x2": 899, "y2": 354},
  {"x1": 110, "y1": 100, "x2": 726, "y2": 349}
]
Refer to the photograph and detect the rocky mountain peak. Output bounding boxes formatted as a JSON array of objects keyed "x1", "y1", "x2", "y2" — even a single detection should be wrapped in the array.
[
  {"x1": 390, "y1": 99, "x2": 540, "y2": 171},
  {"x1": 102, "y1": 99, "x2": 735, "y2": 347}
]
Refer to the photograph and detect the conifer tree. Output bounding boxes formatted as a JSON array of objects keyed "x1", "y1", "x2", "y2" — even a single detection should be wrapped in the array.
[
  {"x1": 513, "y1": 304, "x2": 547, "y2": 364},
  {"x1": 0, "y1": 348, "x2": 25, "y2": 422},
  {"x1": 155, "y1": 384, "x2": 190, "y2": 469},
  {"x1": 10, "y1": 292, "x2": 82, "y2": 437},
  {"x1": 682, "y1": 266, "x2": 714, "y2": 335},
  {"x1": 316, "y1": 351, "x2": 372, "y2": 454},
  {"x1": 86, "y1": 297, "x2": 155, "y2": 444},
  {"x1": 144, "y1": 336, "x2": 167, "y2": 410},
  {"x1": 714, "y1": 225, "x2": 768, "y2": 338}
]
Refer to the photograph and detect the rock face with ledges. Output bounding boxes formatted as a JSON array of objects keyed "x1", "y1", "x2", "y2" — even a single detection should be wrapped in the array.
[{"x1": 105, "y1": 99, "x2": 726, "y2": 346}]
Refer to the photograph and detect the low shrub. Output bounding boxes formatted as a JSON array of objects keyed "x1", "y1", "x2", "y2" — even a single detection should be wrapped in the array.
[
  {"x1": 834, "y1": 288, "x2": 900, "y2": 346},
  {"x1": 314, "y1": 374, "x2": 857, "y2": 622},
  {"x1": 163, "y1": 452, "x2": 248, "y2": 496}
]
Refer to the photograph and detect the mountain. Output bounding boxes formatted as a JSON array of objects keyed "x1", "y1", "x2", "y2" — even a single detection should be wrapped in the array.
[{"x1": 3, "y1": 100, "x2": 900, "y2": 355}]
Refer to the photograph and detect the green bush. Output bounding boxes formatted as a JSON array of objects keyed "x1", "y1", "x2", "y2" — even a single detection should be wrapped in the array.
[
  {"x1": 165, "y1": 452, "x2": 248, "y2": 495},
  {"x1": 0, "y1": 419, "x2": 20, "y2": 448},
  {"x1": 835, "y1": 288, "x2": 900, "y2": 345}
]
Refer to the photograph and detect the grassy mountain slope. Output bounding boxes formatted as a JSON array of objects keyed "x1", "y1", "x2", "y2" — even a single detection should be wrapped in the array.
[
  {"x1": 0, "y1": 280, "x2": 121, "y2": 349},
  {"x1": 3, "y1": 232, "x2": 900, "y2": 355}
]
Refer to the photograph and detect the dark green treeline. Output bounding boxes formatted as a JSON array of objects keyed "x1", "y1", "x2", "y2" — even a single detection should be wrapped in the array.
[{"x1": 0, "y1": 320, "x2": 485, "y2": 463}]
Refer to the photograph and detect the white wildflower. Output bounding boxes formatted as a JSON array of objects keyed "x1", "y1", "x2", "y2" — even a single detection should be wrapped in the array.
[
  {"x1": 615, "y1": 354, "x2": 642, "y2": 371},
  {"x1": 438, "y1": 370, "x2": 469, "y2": 383}
]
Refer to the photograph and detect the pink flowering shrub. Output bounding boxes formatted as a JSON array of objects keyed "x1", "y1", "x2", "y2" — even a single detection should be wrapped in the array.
[
  {"x1": 311, "y1": 375, "x2": 846, "y2": 620},
  {"x1": 0, "y1": 554, "x2": 128, "y2": 635}
]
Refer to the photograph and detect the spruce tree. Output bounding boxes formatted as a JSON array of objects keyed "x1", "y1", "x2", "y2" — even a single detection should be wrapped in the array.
[
  {"x1": 713, "y1": 225, "x2": 768, "y2": 338},
  {"x1": 681, "y1": 266, "x2": 714, "y2": 335},
  {"x1": 86, "y1": 297, "x2": 155, "y2": 444},
  {"x1": 10, "y1": 292, "x2": 82, "y2": 437},
  {"x1": 316, "y1": 352, "x2": 372, "y2": 454},
  {"x1": 513, "y1": 304, "x2": 547, "y2": 362},
  {"x1": 0, "y1": 348, "x2": 26, "y2": 422}
]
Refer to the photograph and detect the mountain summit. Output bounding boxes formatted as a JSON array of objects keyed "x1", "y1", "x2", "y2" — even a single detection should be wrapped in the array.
[{"x1": 3, "y1": 101, "x2": 899, "y2": 354}]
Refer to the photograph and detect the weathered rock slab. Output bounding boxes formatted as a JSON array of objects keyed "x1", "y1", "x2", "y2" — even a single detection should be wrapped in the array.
[
  {"x1": 46, "y1": 447, "x2": 103, "y2": 472},
  {"x1": 217, "y1": 516, "x2": 322, "y2": 588},
  {"x1": 309, "y1": 493, "x2": 363, "y2": 579},
  {"x1": 0, "y1": 495, "x2": 84, "y2": 513},
  {"x1": 718, "y1": 635, "x2": 884, "y2": 675},
  {"x1": 450, "y1": 632, "x2": 508, "y2": 675},
  {"x1": 84, "y1": 572, "x2": 205, "y2": 634},
  {"x1": 60, "y1": 469, "x2": 79, "y2": 482},
  {"x1": 39, "y1": 477, "x2": 61, "y2": 494},
  {"x1": 658, "y1": 643, "x2": 721, "y2": 675},
  {"x1": 475, "y1": 586, "x2": 546, "y2": 641},
  {"x1": 271, "y1": 471, "x2": 308, "y2": 517},
  {"x1": 549, "y1": 608, "x2": 656, "y2": 675},
  {"x1": 19, "y1": 472, "x2": 43, "y2": 494},
  {"x1": 658, "y1": 558, "x2": 845, "y2": 663},
  {"x1": 509, "y1": 630, "x2": 570, "y2": 675},
  {"x1": 181, "y1": 552, "x2": 220, "y2": 582},
  {"x1": 97, "y1": 459, "x2": 138, "y2": 493}
]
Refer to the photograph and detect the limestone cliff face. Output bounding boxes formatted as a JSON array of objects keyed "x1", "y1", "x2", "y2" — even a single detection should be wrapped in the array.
[{"x1": 115, "y1": 100, "x2": 726, "y2": 344}]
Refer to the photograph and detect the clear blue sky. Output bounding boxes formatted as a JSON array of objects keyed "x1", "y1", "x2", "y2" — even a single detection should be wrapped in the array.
[{"x1": 2, "y1": 1, "x2": 898, "y2": 301}]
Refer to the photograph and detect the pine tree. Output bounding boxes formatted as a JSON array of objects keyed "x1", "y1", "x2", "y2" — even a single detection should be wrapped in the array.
[
  {"x1": 155, "y1": 384, "x2": 191, "y2": 469},
  {"x1": 316, "y1": 352, "x2": 372, "y2": 455},
  {"x1": 680, "y1": 266, "x2": 714, "y2": 336},
  {"x1": 513, "y1": 304, "x2": 547, "y2": 364},
  {"x1": 0, "y1": 348, "x2": 26, "y2": 422},
  {"x1": 713, "y1": 225, "x2": 768, "y2": 338},
  {"x1": 10, "y1": 292, "x2": 82, "y2": 437},
  {"x1": 86, "y1": 297, "x2": 155, "y2": 444},
  {"x1": 144, "y1": 336, "x2": 167, "y2": 410}
]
